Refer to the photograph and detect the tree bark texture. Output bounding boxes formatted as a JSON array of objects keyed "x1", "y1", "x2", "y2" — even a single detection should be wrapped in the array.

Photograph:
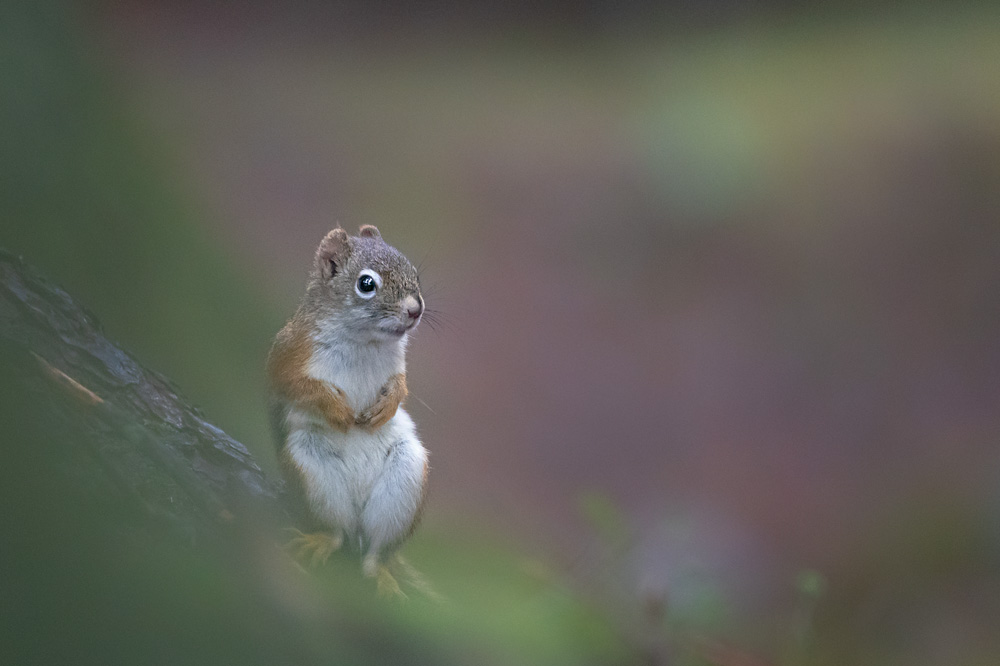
[{"x1": 0, "y1": 248, "x2": 279, "y2": 536}]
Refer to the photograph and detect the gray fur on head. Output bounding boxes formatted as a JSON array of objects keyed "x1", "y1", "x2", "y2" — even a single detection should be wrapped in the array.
[{"x1": 305, "y1": 226, "x2": 422, "y2": 343}]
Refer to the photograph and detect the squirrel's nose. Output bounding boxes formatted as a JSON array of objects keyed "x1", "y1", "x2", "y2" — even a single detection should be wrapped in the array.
[{"x1": 403, "y1": 296, "x2": 423, "y2": 321}]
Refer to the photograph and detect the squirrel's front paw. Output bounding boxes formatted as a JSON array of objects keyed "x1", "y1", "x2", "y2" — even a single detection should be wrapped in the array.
[
  {"x1": 323, "y1": 385, "x2": 356, "y2": 432},
  {"x1": 356, "y1": 373, "x2": 407, "y2": 431},
  {"x1": 355, "y1": 398, "x2": 393, "y2": 431}
]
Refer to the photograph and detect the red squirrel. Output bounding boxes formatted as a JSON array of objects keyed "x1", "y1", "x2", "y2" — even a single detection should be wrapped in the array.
[{"x1": 267, "y1": 225, "x2": 427, "y2": 596}]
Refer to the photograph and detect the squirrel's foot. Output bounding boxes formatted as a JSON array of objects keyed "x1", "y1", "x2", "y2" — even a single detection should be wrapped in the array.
[
  {"x1": 375, "y1": 566, "x2": 405, "y2": 598},
  {"x1": 284, "y1": 528, "x2": 343, "y2": 567},
  {"x1": 363, "y1": 553, "x2": 406, "y2": 599}
]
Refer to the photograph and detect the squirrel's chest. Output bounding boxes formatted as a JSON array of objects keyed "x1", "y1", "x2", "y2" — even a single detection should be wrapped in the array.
[{"x1": 306, "y1": 340, "x2": 403, "y2": 411}]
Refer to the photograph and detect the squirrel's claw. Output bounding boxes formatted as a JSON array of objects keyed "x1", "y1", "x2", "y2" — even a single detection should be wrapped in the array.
[
  {"x1": 375, "y1": 566, "x2": 406, "y2": 599},
  {"x1": 284, "y1": 528, "x2": 343, "y2": 567},
  {"x1": 355, "y1": 373, "x2": 406, "y2": 431},
  {"x1": 355, "y1": 401, "x2": 393, "y2": 431},
  {"x1": 363, "y1": 553, "x2": 406, "y2": 599}
]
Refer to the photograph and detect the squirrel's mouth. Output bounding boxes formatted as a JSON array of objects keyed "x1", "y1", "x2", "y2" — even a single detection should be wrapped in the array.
[
  {"x1": 378, "y1": 311, "x2": 420, "y2": 338},
  {"x1": 380, "y1": 322, "x2": 413, "y2": 338}
]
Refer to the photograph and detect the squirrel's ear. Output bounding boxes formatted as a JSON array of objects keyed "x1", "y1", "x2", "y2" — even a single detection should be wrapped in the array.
[
  {"x1": 316, "y1": 228, "x2": 350, "y2": 279},
  {"x1": 358, "y1": 225, "x2": 381, "y2": 240}
]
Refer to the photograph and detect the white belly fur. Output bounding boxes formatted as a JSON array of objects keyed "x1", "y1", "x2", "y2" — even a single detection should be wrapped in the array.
[{"x1": 284, "y1": 406, "x2": 427, "y2": 553}]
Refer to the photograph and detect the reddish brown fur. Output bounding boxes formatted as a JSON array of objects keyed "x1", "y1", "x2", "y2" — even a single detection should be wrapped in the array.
[{"x1": 267, "y1": 318, "x2": 354, "y2": 432}]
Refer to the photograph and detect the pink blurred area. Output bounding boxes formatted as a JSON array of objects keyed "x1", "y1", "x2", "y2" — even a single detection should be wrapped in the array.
[{"x1": 99, "y1": 0, "x2": 1000, "y2": 606}]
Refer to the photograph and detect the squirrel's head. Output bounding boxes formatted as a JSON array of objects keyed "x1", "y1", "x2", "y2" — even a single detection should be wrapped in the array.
[{"x1": 312, "y1": 225, "x2": 424, "y2": 342}]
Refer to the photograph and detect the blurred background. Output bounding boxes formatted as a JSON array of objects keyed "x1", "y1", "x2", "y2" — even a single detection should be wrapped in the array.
[{"x1": 3, "y1": 1, "x2": 1000, "y2": 664}]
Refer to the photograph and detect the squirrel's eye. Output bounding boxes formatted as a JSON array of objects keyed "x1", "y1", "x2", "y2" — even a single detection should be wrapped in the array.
[{"x1": 355, "y1": 269, "x2": 382, "y2": 299}]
